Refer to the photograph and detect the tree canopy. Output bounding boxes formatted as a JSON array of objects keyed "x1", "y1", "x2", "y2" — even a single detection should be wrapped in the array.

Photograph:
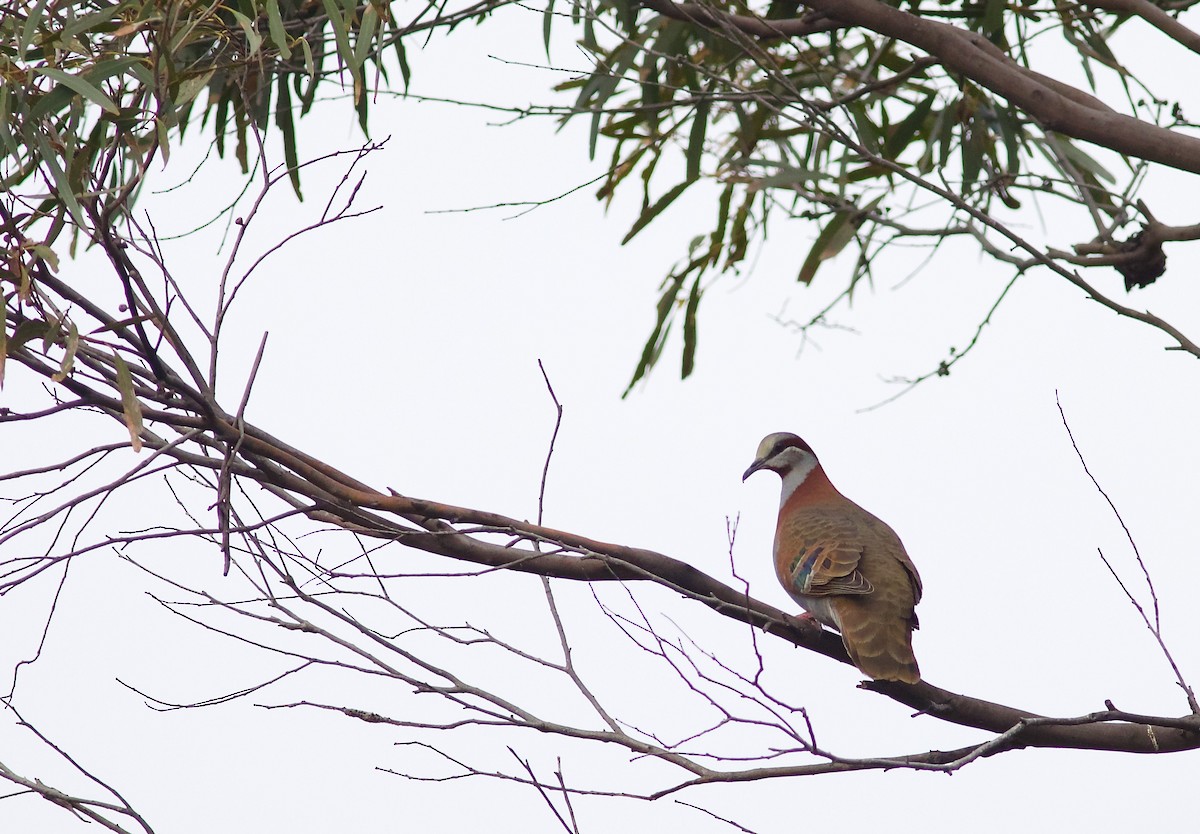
[
  {"x1": 3, "y1": 1, "x2": 1200, "y2": 832},
  {"x1": 5, "y1": 0, "x2": 1199, "y2": 390}
]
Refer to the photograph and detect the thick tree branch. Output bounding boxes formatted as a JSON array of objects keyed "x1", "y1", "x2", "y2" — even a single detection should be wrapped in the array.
[
  {"x1": 110, "y1": 389, "x2": 1200, "y2": 756},
  {"x1": 6, "y1": 323, "x2": 1199, "y2": 757},
  {"x1": 640, "y1": 0, "x2": 1200, "y2": 175},
  {"x1": 1083, "y1": 0, "x2": 1200, "y2": 56}
]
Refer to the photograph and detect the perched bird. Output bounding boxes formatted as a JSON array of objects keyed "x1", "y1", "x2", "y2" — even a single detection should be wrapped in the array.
[{"x1": 743, "y1": 432, "x2": 923, "y2": 683}]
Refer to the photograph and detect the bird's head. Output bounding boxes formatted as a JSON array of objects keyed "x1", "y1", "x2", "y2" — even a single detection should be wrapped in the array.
[{"x1": 742, "y1": 432, "x2": 819, "y2": 482}]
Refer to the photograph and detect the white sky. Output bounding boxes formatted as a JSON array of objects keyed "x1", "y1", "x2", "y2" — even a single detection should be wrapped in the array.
[{"x1": 3, "y1": 5, "x2": 1200, "y2": 832}]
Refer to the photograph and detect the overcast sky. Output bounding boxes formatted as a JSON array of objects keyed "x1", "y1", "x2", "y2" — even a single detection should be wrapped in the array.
[{"x1": 3, "y1": 6, "x2": 1200, "y2": 833}]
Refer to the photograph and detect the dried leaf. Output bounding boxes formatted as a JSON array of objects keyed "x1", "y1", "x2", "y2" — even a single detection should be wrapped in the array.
[
  {"x1": 113, "y1": 351, "x2": 144, "y2": 452},
  {"x1": 51, "y1": 321, "x2": 78, "y2": 382}
]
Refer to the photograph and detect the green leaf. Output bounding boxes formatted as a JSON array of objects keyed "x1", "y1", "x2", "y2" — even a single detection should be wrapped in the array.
[
  {"x1": 251, "y1": 67, "x2": 274, "y2": 130},
  {"x1": 844, "y1": 163, "x2": 891, "y2": 183},
  {"x1": 34, "y1": 134, "x2": 87, "y2": 230},
  {"x1": 393, "y1": 38, "x2": 410, "y2": 89},
  {"x1": 322, "y1": 0, "x2": 356, "y2": 72},
  {"x1": 30, "y1": 244, "x2": 59, "y2": 273},
  {"x1": 355, "y1": 80, "x2": 369, "y2": 134},
  {"x1": 623, "y1": 275, "x2": 685, "y2": 397},
  {"x1": 686, "y1": 98, "x2": 709, "y2": 182},
  {"x1": 588, "y1": 108, "x2": 601, "y2": 160},
  {"x1": 797, "y1": 200, "x2": 877, "y2": 285},
  {"x1": 995, "y1": 105, "x2": 1023, "y2": 174},
  {"x1": 9, "y1": 318, "x2": 50, "y2": 353},
  {"x1": 726, "y1": 189, "x2": 754, "y2": 268},
  {"x1": 276, "y1": 77, "x2": 302, "y2": 200},
  {"x1": 230, "y1": 10, "x2": 263, "y2": 58},
  {"x1": 847, "y1": 102, "x2": 880, "y2": 154},
  {"x1": 884, "y1": 92, "x2": 936, "y2": 159},
  {"x1": 213, "y1": 89, "x2": 230, "y2": 157},
  {"x1": 300, "y1": 36, "x2": 316, "y2": 78},
  {"x1": 962, "y1": 121, "x2": 986, "y2": 188},
  {"x1": 125, "y1": 61, "x2": 154, "y2": 88},
  {"x1": 58, "y1": 3, "x2": 124, "y2": 42},
  {"x1": 622, "y1": 181, "x2": 693, "y2": 245},
  {"x1": 43, "y1": 317, "x2": 61, "y2": 353},
  {"x1": 0, "y1": 85, "x2": 17, "y2": 156},
  {"x1": 543, "y1": 0, "x2": 555, "y2": 58},
  {"x1": 1057, "y1": 138, "x2": 1116, "y2": 184},
  {"x1": 798, "y1": 213, "x2": 848, "y2": 285},
  {"x1": 709, "y1": 183, "x2": 733, "y2": 263},
  {"x1": 32, "y1": 67, "x2": 120, "y2": 114},
  {"x1": 0, "y1": 292, "x2": 7, "y2": 389},
  {"x1": 265, "y1": 0, "x2": 293, "y2": 59},
  {"x1": 681, "y1": 274, "x2": 702, "y2": 379},
  {"x1": 353, "y1": 3, "x2": 379, "y2": 68},
  {"x1": 175, "y1": 69, "x2": 216, "y2": 106},
  {"x1": 752, "y1": 161, "x2": 827, "y2": 188},
  {"x1": 18, "y1": 0, "x2": 51, "y2": 60},
  {"x1": 154, "y1": 113, "x2": 170, "y2": 163},
  {"x1": 84, "y1": 56, "x2": 144, "y2": 87},
  {"x1": 113, "y1": 351, "x2": 144, "y2": 453},
  {"x1": 936, "y1": 104, "x2": 956, "y2": 167},
  {"x1": 981, "y1": 0, "x2": 1005, "y2": 35}
]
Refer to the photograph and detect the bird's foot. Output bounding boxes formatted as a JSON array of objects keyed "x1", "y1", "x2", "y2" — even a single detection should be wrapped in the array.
[{"x1": 786, "y1": 612, "x2": 823, "y2": 634}]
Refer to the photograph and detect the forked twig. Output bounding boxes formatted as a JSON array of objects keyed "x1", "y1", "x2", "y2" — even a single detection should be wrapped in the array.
[{"x1": 1057, "y1": 393, "x2": 1199, "y2": 713}]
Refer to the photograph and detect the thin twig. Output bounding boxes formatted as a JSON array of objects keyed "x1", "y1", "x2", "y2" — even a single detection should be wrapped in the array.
[{"x1": 1057, "y1": 393, "x2": 1199, "y2": 713}]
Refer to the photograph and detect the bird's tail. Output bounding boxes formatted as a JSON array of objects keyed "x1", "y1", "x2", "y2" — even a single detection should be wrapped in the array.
[{"x1": 833, "y1": 598, "x2": 921, "y2": 684}]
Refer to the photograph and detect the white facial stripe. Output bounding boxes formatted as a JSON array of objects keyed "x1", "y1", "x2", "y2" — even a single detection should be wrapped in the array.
[{"x1": 775, "y1": 448, "x2": 818, "y2": 508}]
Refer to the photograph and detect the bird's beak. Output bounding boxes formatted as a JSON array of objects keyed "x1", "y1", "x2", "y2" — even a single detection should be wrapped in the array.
[{"x1": 742, "y1": 459, "x2": 767, "y2": 482}]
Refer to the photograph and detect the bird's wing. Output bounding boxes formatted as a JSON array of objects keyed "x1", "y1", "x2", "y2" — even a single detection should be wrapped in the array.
[
  {"x1": 777, "y1": 507, "x2": 922, "y2": 682},
  {"x1": 778, "y1": 511, "x2": 873, "y2": 597}
]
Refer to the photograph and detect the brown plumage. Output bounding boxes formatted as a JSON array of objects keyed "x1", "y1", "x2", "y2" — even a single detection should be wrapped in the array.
[{"x1": 743, "y1": 432, "x2": 922, "y2": 683}]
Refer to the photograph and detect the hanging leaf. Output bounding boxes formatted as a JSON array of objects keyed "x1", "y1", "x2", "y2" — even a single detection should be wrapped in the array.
[
  {"x1": 265, "y1": 0, "x2": 293, "y2": 59},
  {"x1": 51, "y1": 321, "x2": 78, "y2": 382},
  {"x1": 624, "y1": 275, "x2": 685, "y2": 396},
  {"x1": 8, "y1": 319, "x2": 49, "y2": 353},
  {"x1": 33, "y1": 135, "x2": 87, "y2": 230},
  {"x1": 175, "y1": 69, "x2": 216, "y2": 106},
  {"x1": 981, "y1": 0, "x2": 1005, "y2": 36},
  {"x1": 961, "y1": 119, "x2": 986, "y2": 188},
  {"x1": 352, "y1": 4, "x2": 380, "y2": 69},
  {"x1": 797, "y1": 211, "x2": 851, "y2": 285},
  {"x1": 884, "y1": 92, "x2": 936, "y2": 160},
  {"x1": 686, "y1": 98, "x2": 709, "y2": 182},
  {"x1": 276, "y1": 76, "x2": 302, "y2": 199},
  {"x1": 796, "y1": 196, "x2": 883, "y2": 285},
  {"x1": 32, "y1": 67, "x2": 120, "y2": 114},
  {"x1": 322, "y1": 0, "x2": 356, "y2": 76},
  {"x1": 1056, "y1": 138, "x2": 1116, "y2": 184},
  {"x1": 681, "y1": 274, "x2": 702, "y2": 379},
  {"x1": 622, "y1": 180, "x2": 693, "y2": 245},
  {"x1": 230, "y1": 10, "x2": 263, "y2": 58},
  {"x1": 543, "y1": 0, "x2": 555, "y2": 58},
  {"x1": 300, "y1": 36, "x2": 316, "y2": 80},
  {"x1": 0, "y1": 292, "x2": 7, "y2": 389},
  {"x1": 113, "y1": 351, "x2": 144, "y2": 452}
]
